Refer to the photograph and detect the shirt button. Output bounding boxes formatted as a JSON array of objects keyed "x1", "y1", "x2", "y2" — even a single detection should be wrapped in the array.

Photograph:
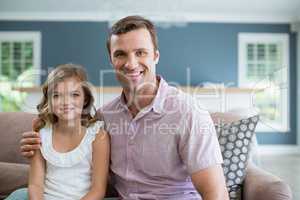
[
  {"x1": 128, "y1": 139, "x2": 134, "y2": 145},
  {"x1": 130, "y1": 122, "x2": 136, "y2": 129}
]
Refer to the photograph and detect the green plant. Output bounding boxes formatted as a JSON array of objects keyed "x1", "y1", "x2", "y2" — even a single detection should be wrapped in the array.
[{"x1": 0, "y1": 68, "x2": 35, "y2": 111}]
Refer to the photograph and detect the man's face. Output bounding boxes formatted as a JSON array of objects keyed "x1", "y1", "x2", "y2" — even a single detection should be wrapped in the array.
[{"x1": 109, "y1": 28, "x2": 159, "y2": 91}]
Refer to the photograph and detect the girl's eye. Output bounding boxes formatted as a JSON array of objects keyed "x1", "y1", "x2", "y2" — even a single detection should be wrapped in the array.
[
  {"x1": 52, "y1": 94, "x2": 59, "y2": 98},
  {"x1": 72, "y1": 93, "x2": 80, "y2": 97}
]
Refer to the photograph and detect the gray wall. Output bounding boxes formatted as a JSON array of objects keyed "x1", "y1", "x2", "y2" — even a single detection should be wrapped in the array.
[
  {"x1": 0, "y1": 21, "x2": 112, "y2": 85},
  {"x1": 0, "y1": 21, "x2": 297, "y2": 144}
]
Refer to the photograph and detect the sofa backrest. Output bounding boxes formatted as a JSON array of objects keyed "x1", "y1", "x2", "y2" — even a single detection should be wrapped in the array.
[
  {"x1": 0, "y1": 112, "x2": 37, "y2": 164},
  {"x1": 0, "y1": 110, "x2": 259, "y2": 164}
]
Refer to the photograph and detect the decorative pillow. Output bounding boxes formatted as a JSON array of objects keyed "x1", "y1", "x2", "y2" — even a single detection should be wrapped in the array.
[{"x1": 215, "y1": 115, "x2": 259, "y2": 200}]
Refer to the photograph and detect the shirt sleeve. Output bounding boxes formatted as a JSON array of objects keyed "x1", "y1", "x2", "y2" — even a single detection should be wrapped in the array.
[{"x1": 178, "y1": 107, "x2": 223, "y2": 174}]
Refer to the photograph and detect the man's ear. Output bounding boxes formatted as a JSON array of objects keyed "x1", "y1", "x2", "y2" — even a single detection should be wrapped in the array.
[
  {"x1": 154, "y1": 50, "x2": 160, "y2": 64},
  {"x1": 109, "y1": 54, "x2": 113, "y2": 64}
]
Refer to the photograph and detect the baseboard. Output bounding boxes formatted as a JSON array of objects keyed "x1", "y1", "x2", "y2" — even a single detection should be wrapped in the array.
[{"x1": 258, "y1": 145, "x2": 300, "y2": 155}]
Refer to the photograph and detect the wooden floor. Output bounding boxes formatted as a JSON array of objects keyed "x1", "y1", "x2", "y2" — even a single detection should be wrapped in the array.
[{"x1": 259, "y1": 153, "x2": 300, "y2": 199}]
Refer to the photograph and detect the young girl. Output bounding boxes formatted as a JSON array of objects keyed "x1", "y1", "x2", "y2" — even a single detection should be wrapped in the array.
[{"x1": 28, "y1": 64, "x2": 110, "y2": 200}]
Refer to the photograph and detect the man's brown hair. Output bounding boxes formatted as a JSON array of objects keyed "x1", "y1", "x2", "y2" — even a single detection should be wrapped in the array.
[{"x1": 106, "y1": 15, "x2": 158, "y2": 57}]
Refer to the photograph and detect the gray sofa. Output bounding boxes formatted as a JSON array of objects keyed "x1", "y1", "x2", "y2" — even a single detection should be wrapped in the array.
[{"x1": 0, "y1": 112, "x2": 292, "y2": 200}]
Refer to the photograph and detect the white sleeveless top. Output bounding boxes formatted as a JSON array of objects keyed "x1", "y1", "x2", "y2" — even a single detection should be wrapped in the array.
[{"x1": 39, "y1": 121, "x2": 104, "y2": 200}]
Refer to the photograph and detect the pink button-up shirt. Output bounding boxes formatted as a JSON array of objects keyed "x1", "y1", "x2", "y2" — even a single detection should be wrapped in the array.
[{"x1": 100, "y1": 77, "x2": 223, "y2": 200}]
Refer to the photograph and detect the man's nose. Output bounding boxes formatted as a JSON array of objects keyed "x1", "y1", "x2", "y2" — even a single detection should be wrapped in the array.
[{"x1": 124, "y1": 55, "x2": 138, "y2": 69}]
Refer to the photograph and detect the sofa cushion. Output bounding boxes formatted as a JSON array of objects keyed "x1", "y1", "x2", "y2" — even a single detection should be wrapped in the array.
[
  {"x1": 0, "y1": 161, "x2": 29, "y2": 199},
  {"x1": 0, "y1": 112, "x2": 36, "y2": 164},
  {"x1": 215, "y1": 115, "x2": 259, "y2": 200}
]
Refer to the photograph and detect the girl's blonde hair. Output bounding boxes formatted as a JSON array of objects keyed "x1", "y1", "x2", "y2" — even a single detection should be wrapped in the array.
[{"x1": 34, "y1": 63, "x2": 97, "y2": 131}]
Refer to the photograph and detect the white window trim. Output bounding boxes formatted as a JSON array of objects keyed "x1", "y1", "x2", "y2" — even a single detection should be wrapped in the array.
[
  {"x1": 0, "y1": 31, "x2": 42, "y2": 85},
  {"x1": 238, "y1": 33, "x2": 290, "y2": 132},
  {"x1": 294, "y1": 22, "x2": 300, "y2": 146}
]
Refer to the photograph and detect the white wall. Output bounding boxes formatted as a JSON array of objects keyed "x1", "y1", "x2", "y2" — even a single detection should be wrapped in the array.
[{"x1": 0, "y1": 0, "x2": 299, "y2": 23}]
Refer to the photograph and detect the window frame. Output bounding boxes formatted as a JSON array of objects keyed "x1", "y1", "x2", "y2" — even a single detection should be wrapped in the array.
[
  {"x1": 0, "y1": 31, "x2": 42, "y2": 85},
  {"x1": 238, "y1": 33, "x2": 290, "y2": 132}
]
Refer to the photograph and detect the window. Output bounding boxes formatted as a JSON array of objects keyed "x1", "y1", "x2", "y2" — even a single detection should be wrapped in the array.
[
  {"x1": 238, "y1": 33, "x2": 289, "y2": 132},
  {"x1": 0, "y1": 31, "x2": 41, "y2": 111}
]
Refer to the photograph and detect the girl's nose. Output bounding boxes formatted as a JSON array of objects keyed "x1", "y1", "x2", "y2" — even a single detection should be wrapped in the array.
[{"x1": 62, "y1": 94, "x2": 71, "y2": 104}]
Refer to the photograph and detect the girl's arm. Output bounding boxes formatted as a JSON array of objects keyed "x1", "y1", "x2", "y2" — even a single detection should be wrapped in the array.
[
  {"x1": 81, "y1": 129, "x2": 110, "y2": 200},
  {"x1": 28, "y1": 149, "x2": 45, "y2": 200}
]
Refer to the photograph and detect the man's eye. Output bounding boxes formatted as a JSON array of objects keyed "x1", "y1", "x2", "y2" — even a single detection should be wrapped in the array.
[
  {"x1": 136, "y1": 51, "x2": 146, "y2": 57},
  {"x1": 114, "y1": 53, "x2": 125, "y2": 58}
]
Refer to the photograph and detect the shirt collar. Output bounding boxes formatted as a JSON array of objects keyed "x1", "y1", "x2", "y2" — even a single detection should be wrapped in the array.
[
  {"x1": 118, "y1": 92, "x2": 129, "y2": 111},
  {"x1": 117, "y1": 75, "x2": 168, "y2": 115},
  {"x1": 151, "y1": 76, "x2": 168, "y2": 114}
]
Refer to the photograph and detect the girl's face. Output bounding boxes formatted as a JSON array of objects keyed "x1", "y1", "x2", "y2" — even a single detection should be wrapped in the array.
[{"x1": 51, "y1": 77, "x2": 85, "y2": 123}]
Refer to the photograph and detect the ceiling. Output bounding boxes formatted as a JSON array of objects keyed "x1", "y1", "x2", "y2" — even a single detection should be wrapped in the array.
[{"x1": 0, "y1": 0, "x2": 300, "y2": 23}]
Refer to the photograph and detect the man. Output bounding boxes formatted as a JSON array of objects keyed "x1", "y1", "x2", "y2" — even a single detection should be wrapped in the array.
[{"x1": 15, "y1": 16, "x2": 228, "y2": 200}]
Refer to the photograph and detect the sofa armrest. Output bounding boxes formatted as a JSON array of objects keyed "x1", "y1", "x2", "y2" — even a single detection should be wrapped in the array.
[
  {"x1": 243, "y1": 163, "x2": 292, "y2": 200},
  {"x1": 0, "y1": 162, "x2": 29, "y2": 199}
]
